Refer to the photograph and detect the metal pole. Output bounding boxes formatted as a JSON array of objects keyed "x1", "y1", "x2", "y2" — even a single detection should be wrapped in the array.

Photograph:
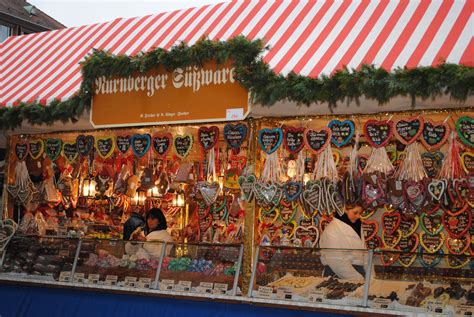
[
  {"x1": 231, "y1": 244, "x2": 244, "y2": 296},
  {"x1": 247, "y1": 245, "x2": 260, "y2": 298},
  {"x1": 362, "y1": 250, "x2": 374, "y2": 307},
  {"x1": 70, "y1": 239, "x2": 82, "y2": 283},
  {"x1": 152, "y1": 241, "x2": 167, "y2": 290}
]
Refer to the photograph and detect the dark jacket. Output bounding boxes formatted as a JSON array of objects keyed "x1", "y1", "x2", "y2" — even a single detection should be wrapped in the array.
[{"x1": 123, "y1": 212, "x2": 145, "y2": 241}]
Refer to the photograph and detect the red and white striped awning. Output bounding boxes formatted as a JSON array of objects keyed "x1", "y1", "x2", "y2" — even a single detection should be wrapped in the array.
[{"x1": 0, "y1": 0, "x2": 472, "y2": 107}]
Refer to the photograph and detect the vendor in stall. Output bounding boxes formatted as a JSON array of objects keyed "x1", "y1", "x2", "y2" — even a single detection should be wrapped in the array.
[
  {"x1": 131, "y1": 208, "x2": 174, "y2": 260},
  {"x1": 122, "y1": 207, "x2": 146, "y2": 241},
  {"x1": 319, "y1": 203, "x2": 367, "y2": 280}
]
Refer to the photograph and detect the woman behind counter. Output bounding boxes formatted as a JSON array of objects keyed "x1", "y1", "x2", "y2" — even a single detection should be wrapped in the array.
[
  {"x1": 319, "y1": 203, "x2": 367, "y2": 280},
  {"x1": 131, "y1": 208, "x2": 174, "y2": 260}
]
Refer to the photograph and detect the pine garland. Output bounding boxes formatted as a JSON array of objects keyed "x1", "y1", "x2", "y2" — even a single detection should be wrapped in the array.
[{"x1": 1, "y1": 36, "x2": 473, "y2": 130}]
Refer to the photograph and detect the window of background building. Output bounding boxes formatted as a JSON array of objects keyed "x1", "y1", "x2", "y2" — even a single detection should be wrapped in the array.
[{"x1": 0, "y1": 24, "x2": 11, "y2": 42}]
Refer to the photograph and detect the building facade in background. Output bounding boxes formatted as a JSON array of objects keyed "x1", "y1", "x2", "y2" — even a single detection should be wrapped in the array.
[{"x1": 0, "y1": 0, "x2": 64, "y2": 42}]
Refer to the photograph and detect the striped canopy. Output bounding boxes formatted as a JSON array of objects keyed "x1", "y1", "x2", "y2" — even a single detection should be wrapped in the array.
[{"x1": 0, "y1": 0, "x2": 472, "y2": 107}]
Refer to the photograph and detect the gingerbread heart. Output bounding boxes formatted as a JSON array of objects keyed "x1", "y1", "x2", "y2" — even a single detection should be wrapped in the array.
[
  {"x1": 96, "y1": 137, "x2": 115, "y2": 159},
  {"x1": 45, "y1": 138, "x2": 62, "y2": 161},
  {"x1": 116, "y1": 135, "x2": 131, "y2": 154},
  {"x1": 29, "y1": 139, "x2": 44, "y2": 160},
  {"x1": 294, "y1": 226, "x2": 319, "y2": 247},
  {"x1": 258, "y1": 128, "x2": 283, "y2": 154},
  {"x1": 421, "y1": 119, "x2": 450, "y2": 150},
  {"x1": 382, "y1": 230, "x2": 402, "y2": 248},
  {"x1": 446, "y1": 254, "x2": 470, "y2": 268},
  {"x1": 362, "y1": 220, "x2": 378, "y2": 241},
  {"x1": 446, "y1": 235, "x2": 470, "y2": 255},
  {"x1": 196, "y1": 181, "x2": 221, "y2": 206},
  {"x1": 328, "y1": 119, "x2": 355, "y2": 148},
  {"x1": 398, "y1": 252, "x2": 418, "y2": 267},
  {"x1": 422, "y1": 152, "x2": 444, "y2": 178},
  {"x1": 380, "y1": 250, "x2": 400, "y2": 266},
  {"x1": 454, "y1": 178, "x2": 470, "y2": 200},
  {"x1": 223, "y1": 123, "x2": 247, "y2": 149},
  {"x1": 281, "y1": 220, "x2": 297, "y2": 238},
  {"x1": 428, "y1": 179, "x2": 446, "y2": 201},
  {"x1": 173, "y1": 134, "x2": 193, "y2": 158},
  {"x1": 398, "y1": 233, "x2": 419, "y2": 252},
  {"x1": 195, "y1": 203, "x2": 210, "y2": 219},
  {"x1": 279, "y1": 204, "x2": 297, "y2": 224},
  {"x1": 404, "y1": 181, "x2": 425, "y2": 203},
  {"x1": 198, "y1": 126, "x2": 219, "y2": 151},
  {"x1": 302, "y1": 185, "x2": 321, "y2": 217},
  {"x1": 363, "y1": 119, "x2": 393, "y2": 148},
  {"x1": 366, "y1": 235, "x2": 382, "y2": 250},
  {"x1": 418, "y1": 248, "x2": 443, "y2": 268},
  {"x1": 238, "y1": 174, "x2": 256, "y2": 201},
  {"x1": 304, "y1": 127, "x2": 331, "y2": 154},
  {"x1": 15, "y1": 141, "x2": 29, "y2": 161},
  {"x1": 258, "y1": 207, "x2": 279, "y2": 225},
  {"x1": 152, "y1": 133, "x2": 172, "y2": 157},
  {"x1": 421, "y1": 211, "x2": 444, "y2": 235},
  {"x1": 456, "y1": 116, "x2": 474, "y2": 148},
  {"x1": 461, "y1": 152, "x2": 474, "y2": 174},
  {"x1": 394, "y1": 117, "x2": 424, "y2": 145},
  {"x1": 283, "y1": 181, "x2": 302, "y2": 202},
  {"x1": 442, "y1": 207, "x2": 471, "y2": 238},
  {"x1": 131, "y1": 134, "x2": 151, "y2": 158},
  {"x1": 283, "y1": 126, "x2": 305, "y2": 154},
  {"x1": 400, "y1": 215, "x2": 419, "y2": 237},
  {"x1": 254, "y1": 182, "x2": 282, "y2": 206},
  {"x1": 76, "y1": 135, "x2": 94, "y2": 157},
  {"x1": 382, "y1": 211, "x2": 401, "y2": 234},
  {"x1": 420, "y1": 231, "x2": 445, "y2": 253},
  {"x1": 62, "y1": 142, "x2": 78, "y2": 163}
]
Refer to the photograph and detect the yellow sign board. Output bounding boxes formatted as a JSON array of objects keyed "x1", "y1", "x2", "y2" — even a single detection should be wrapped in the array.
[{"x1": 91, "y1": 61, "x2": 250, "y2": 128}]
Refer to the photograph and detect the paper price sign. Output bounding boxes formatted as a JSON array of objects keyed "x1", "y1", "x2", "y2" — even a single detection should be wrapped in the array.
[
  {"x1": 104, "y1": 275, "x2": 118, "y2": 286},
  {"x1": 87, "y1": 274, "x2": 100, "y2": 285},
  {"x1": 196, "y1": 282, "x2": 213, "y2": 294},
  {"x1": 175, "y1": 281, "x2": 192, "y2": 292},
  {"x1": 308, "y1": 291, "x2": 325, "y2": 303},
  {"x1": 371, "y1": 298, "x2": 391, "y2": 309},
  {"x1": 256, "y1": 286, "x2": 273, "y2": 299},
  {"x1": 137, "y1": 278, "x2": 152, "y2": 289},
  {"x1": 58, "y1": 271, "x2": 71, "y2": 282},
  {"x1": 124, "y1": 277, "x2": 137, "y2": 288},
  {"x1": 276, "y1": 288, "x2": 293, "y2": 300},
  {"x1": 213, "y1": 283, "x2": 228, "y2": 295},
  {"x1": 73, "y1": 273, "x2": 85, "y2": 284},
  {"x1": 456, "y1": 304, "x2": 474, "y2": 316},
  {"x1": 425, "y1": 299, "x2": 445, "y2": 314},
  {"x1": 160, "y1": 279, "x2": 175, "y2": 291}
]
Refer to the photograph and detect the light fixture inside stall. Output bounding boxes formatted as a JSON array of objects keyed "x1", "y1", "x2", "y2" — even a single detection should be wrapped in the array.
[
  {"x1": 131, "y1": 189, "x2": 147, "y2": 206},
  {"x1": 81, "y1": 177, "x2": 97, "y2": 198}
]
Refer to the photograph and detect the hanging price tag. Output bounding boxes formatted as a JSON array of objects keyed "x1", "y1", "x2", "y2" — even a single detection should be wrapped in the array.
[
  {"x1": 160, "y1": 279, "x2": 175, "y2": 291},
  {"x1": 256, "y1": 286, "x2": 273, "y2": 299},
  {"x1": 213, "y1": 283, "x2": 228, "y2": 295},
  {"x1": 73, "y1": 273, "x2": 85, "y2": 284},
  {"x1": 104, "y1": 275, "x2": 118, "y2": 286},
  {"x1": 87, "y1": 274, "x2": 100, "y2": 285},
  {"x1": 137, "y1": 278, "x2": 152, "y2": 289},
  {"x1": 425, "y1": 299, "x2": 445, "y2": 314},
  {"x1": 175, "y1": 280, "x2": 192, "y2": 292},
  {"x1": 124, "y1": 276, "x2": 137, "y2": 288},
  {"x1": 196, "y1": 282, "x2": 214, "y2": 294},
  {"x1": 58, "y1": 271, "x2": 71, "y2": 282},
  {"x1": 308, "y1": 291, "x2": 325, "y2": 303}
]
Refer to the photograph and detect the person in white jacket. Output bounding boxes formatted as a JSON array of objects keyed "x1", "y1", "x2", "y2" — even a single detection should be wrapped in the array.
[
  {"x1": 133, "y1": 208, "x2": 173, "y2": 260},
  {"x1": 319, "y1": 203, "x2": 367, "y2": 280}
]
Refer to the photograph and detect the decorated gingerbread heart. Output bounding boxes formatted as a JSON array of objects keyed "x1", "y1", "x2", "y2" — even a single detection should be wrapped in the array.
[
  {"x1": 420, "y1": 231, "x2": 445, "y2": 253},
  {"x1": 456, "y1": 116, "x2": 474, "y2": 148},
  {"x1": 446, "y1": 254, "x2": 470, "y2": 268},
  {"x1": 223, "y1": 123, "x2": 247, "y2": 150},
  {"x1": 196, "y1": 181, "x2": 221, "y2": 206},
  {"x1": 283, "y1": 181, "x2": 303, "y2": 202},
  {"x1": 418, "y1": 247, "x2": 443, "y2": 268},
  {"x1": 15, "y1": 141, "x2": 29, "y2": 161},
  {"x1": 382, "y1": 230, "x2": 402, "y2": 248},
  {"x1": 382, "y1": 211, "x2": 401, "y2": 234},
  {"x1": 362, "y1": 220, "x2": 378, "y2": 241},
  {"x1": 131, "y1": 134, "x2": 151, "y2": 158},
  {"x1": 281, "y1": 220, "x2": 297, "y2": 238},
  {"x1": 421, "y1": 211, "x2": 444, "y2": 235},
  {"x1": 173, "y1": 134, "x2": 193, "y2": 158},
  {"x1": 29, "y1": 139, "x2": 44, "y2": 160},
  {"x1": 421, "y1": 152, "x2": 444, "y2": 178},
  {"x1": 45, "y1": 138, "x2": 62, "y2": 161},
  {"x1": 427, "y1": 179, "x2": 446, "y2": 201},
  {"x1": 461, "y1": 152, "x2": 474, "y2": 174},
  {"x1": 96, "y1": 137, "x2": 115, "y2": 159},
  {"x1": 442, "y1": 207, "x2": 471, "y2": 238},
  {"x1": 279, "y1": 203, "x2": 297, "y2": 224},
  {"x1": 283, "y1": 126, "x2": 305, "y2": 155},
  {"x1": 366, "y1": 235, "x2": 382, "y2": 250},
  {"x1": 304, "y1": 127, "x2": 331, "y2": 154},
  {"x1": 258, "y1": 206, "x2": 279, "y2": 225},
  {"x1": 380, "y1": 250, "x2": 400, "y2": 266},
  {"x1": 398, "y1": 233, "x2": 419, "y2": 252},
  {"x1": 116, "y1": 135, "x2": 131, "y2": 154},
  {"x1": 76, "y1": 135, "x2": 94, "y2": 157},
  {"x1": 294, "y1": 226, "x2": 319, "y2": 247},
  {"x1": 238, "y1": 174, "x2": 256, "y2": 201},
  {"x1": 198, "y1": 126, "x2": 219, "y2": 151},
  {"x1": 254, "y1": 182, "x2": 282, "y2": 206},
  {"x1": 152, "y1": 133, "x2": 172, "y2": 157},
  {"x1": 363, "y1": 119, "x2": 393, "y2": 148},
  {"x1": 446, "y1": 235, "x2": 470, "y2": 255},
  {"x1": 394, "y1": 117, "x2": 424, "y2": 145},
  {"x1": 399, "y1": 215, "x2": 419, "y2": 237},
  {"x1": 421, "y1": 119, "x2": 450, "y2": 150},
  {"x1": 258, "y1": 128, "x2": 283, "y2": 154},
  {"x1": 62, "y1": 142, "x2": 78, "y2": 163},
  {"x1": 328, "y1": 119, "x2": 354, "y2": 148},
  {"x1": 398, "y1": 252, "x2": 418, "y2": 267}
]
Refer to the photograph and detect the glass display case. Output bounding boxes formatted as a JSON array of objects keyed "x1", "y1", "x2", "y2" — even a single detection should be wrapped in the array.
[
  {"x1": 248, "y1": 246, "x2": 369, "y2": 307},
  {"x1": 367, "y1": 250, "x2": 473, "y2": 315}
]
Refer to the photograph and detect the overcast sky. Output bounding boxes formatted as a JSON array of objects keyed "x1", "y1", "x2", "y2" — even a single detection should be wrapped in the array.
[{"x1": 29, "y1": 0, "x2": 227, "y2": 27}]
